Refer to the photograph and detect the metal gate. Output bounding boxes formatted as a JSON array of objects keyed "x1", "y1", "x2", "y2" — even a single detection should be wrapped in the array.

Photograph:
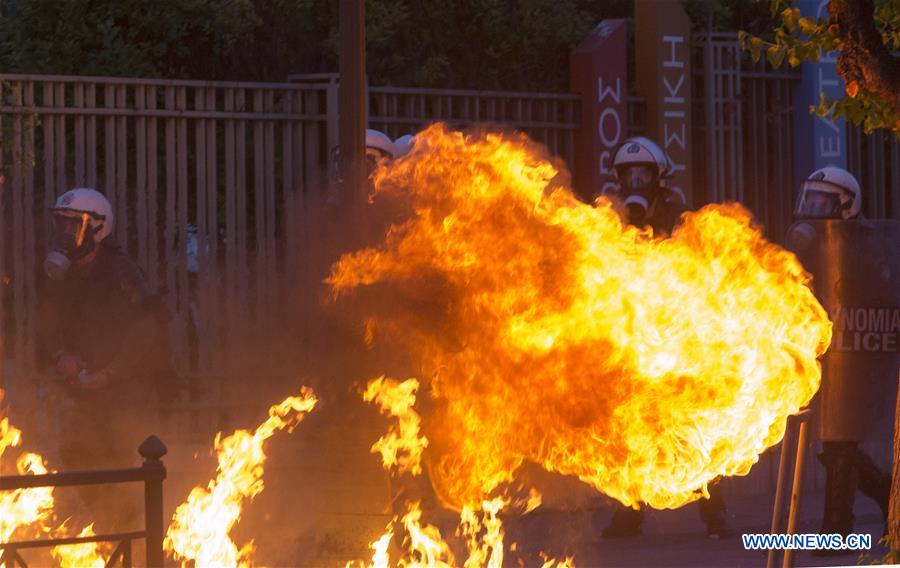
[{"x1": 0, "y1": 74, "x2": 330, "y2": 377}]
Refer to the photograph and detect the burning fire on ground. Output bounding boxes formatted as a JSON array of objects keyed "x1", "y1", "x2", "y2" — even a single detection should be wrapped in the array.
[
  {"x1": 328, "y1": 124, "x2": 832, "y2": 515},
  {"x1": 1, "y1": 389, "x2": 109, "y2": 566},
  {"x1": 164, "y1": 387, "x2": 318, "y2": 567},
  {"x1": 352, "y1": 377, "x2": 570, "y2": 568}
]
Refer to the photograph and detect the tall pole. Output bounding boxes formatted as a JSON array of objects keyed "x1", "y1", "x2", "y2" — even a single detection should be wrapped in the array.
[{"x1": 339, "y1": 0, "x2": 366, "y2": 224}]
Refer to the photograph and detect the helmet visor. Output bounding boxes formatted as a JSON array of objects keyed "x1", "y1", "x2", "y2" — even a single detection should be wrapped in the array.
[
  {"x1": 366, "y1": 147, "x2": 390, "y2": 177},
  {"x1": 796, "y1": 189, "x2": 842, "y2": 219},
  {"x1": 616, "y1": 164, "x2": 657, "y2": 192},
  {"x1": 50, "y1": 212, "x2": 91, "y2": 251}
]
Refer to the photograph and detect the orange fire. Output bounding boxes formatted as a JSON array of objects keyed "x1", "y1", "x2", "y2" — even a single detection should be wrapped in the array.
[
  {"x1": 355, "y1": 378, "x2": 570, "y2": 568},
  {"x1": 328, "y1": 124, "x2": 832, "y2": 512},
  {"x1": 1, "y1": 389, "x2": 107, "y2": 566},
  {"x1": 363, "y1": 376, "x2": 428, "y2": 475},
  {"x1": 164, "y1": 387, "x2": 318, "y2": 567},
  {"x1": 51, "y1": 524, "x2": 107, "y2": 568},
  {"x1": 458, "y1": 498, "x2": 504, "y2": 568},
  {"x1": 1, "y1": 394, "x2": 54, "y2": 543}
]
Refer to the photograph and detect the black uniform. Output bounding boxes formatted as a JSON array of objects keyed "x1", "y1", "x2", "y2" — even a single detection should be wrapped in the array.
[
  {"x1": 635, "y1": 194, "x2": 688, "y2": 236},
  {"x1": 601, "y1": 192, "x2": 730, "y2": 539},
  {"x1": 36, "y1": 241, "x2": 176, "y2": 467}
]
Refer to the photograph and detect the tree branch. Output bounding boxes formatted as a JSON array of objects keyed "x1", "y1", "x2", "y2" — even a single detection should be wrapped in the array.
[{"x1": 829, "y1": 0, "x2": 900, "y2": 112}]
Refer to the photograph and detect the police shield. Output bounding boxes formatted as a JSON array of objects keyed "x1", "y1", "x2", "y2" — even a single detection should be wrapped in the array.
[{"x1": 786, "y1": 219, "x2": 900, "y2": 442}]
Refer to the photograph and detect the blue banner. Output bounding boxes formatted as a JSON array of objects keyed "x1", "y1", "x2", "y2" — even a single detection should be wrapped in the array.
[{"x1": 793, "y1": 0, "x2": 847, "y2": 191}]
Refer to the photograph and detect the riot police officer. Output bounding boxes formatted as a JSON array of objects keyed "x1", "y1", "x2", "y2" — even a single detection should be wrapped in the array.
[
  {"x1": 600, "y1": 137, "x2": 731, "y2": 539},
  {"x1": 793, "y1": 167, "x2": 892, "y2": 546},
  {"x1": 610, "y1": 136, "x2": 686, "y2": 235},
  {"x1": 36, "y1": 189, "x2": 176, "y2": 504}
]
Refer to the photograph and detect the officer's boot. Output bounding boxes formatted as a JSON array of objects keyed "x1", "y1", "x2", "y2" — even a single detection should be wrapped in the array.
[
  {"x1": 813, "y1": 442, "x2": 859, "y2": 557},
  {"x1": 856, "y1": 447, "x2": 891, "y2": 536},
  {"x1": 601, "y1": 504, "x2": 644, "y2": 538},
  {"x1": 698, "y1": 483, "x2": 732, "y2": 539}
]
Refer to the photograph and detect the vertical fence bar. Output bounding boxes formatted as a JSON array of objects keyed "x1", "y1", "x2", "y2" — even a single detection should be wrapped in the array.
[
  {"x1": 115, "y1": 84, "x2": 128, "y2": 252},
  {"x1": 176, "y1": 86, "x2": 190, "y2": 372},
  {"x1": 253, "y1": 89, "x2": 265, "y2": 338},
  {"x1": 264, "y1": 90, "x2": 277, "y2": 340},
  {"x1": 194, "y1": 87, "x2": 208, "y2": 372},
  {"x1": 86, "y1": 84, "x2": 97, "y2": 189},
  {"x1": 23, "y1": 82, "x2": 37, "y2": 375},
  {"x1": 104, "y1": 84, "x2": 117, "y2": 226},
  {"x1": 891, "y1": 138, "x2": 900, "y2": 218},
  {"x1": 224, "y1": 88, "x2": 237, "y2": 361},
  {"x1": 205, "y1": 86, "x2": 219, "y2": 373},
  {"x1": 281, "y1": 91, "x2": 295, "y2": 309},
  {"x1": 766, "y1": 75, "x2": 790, "y2": 235},
  {"x1": 136, "y1": 85, "x2": 148, "y2": 272},
  {"x1": 74, "y1": 83, "x2": 85, "y2": 186},
  {"x1": 236, "y1": 89, "x2": 249, "y2": 350},
  {"x1": 164, "y1": 86, "x2": 178, "y2": 368},
  {"x1": 147, "y1": 86, "x2": 159, "y2": 291},
  {"x1": 301, "y1": 89, "x2": 319, "y2": 320},
  {"x1": 11, "y1": 83, "x2": 26, "y2": 373},
  {"x1": 54, "y1": 82, "x2": 66, "y2": 193},
  {"x1": 42, "y1": 82, "x2": 56, "y2": 208},
  {"x1": 139, "y1": 437, "x2": 167, "y2": 568},
  {"x1": 0, "y1": 81, "x2": 5, "y2": 392}
]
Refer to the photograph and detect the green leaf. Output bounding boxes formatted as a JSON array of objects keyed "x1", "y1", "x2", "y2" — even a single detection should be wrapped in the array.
[
  {"x1": 781, "y1": 7, "x2": 798, "y2": 33},
  {"x1": 797, "y1": 17, "x2": 821, "y2": 36},
  {"x1": 748, "y1": 36, "x2": 764, "y2": 62},
  {"x1": 766, "y1": 45, "x2": 785, "y2": 68}
]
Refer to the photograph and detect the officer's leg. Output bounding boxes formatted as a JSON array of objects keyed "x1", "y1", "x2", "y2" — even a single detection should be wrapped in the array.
[
  {"x1": 697, "y1": 482, "x2": 731, "y2": 538},
  {"x1": 601, "y1": 502, "x2": 644, "y2": 538},
  {"x1": 818, "y1": 440, "x2": 859, "y2": 536},
  {"x1": 855, "y1": 446, "x2": 890, "y2": 531}
]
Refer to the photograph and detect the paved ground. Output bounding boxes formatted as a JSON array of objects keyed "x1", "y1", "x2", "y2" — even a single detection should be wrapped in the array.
[
  {"x1": 508, "y1": 491, "x2": 887, "y2": 568},
  {"x1": 4, "y1": 367, "x2": 894, "y2": 567}
]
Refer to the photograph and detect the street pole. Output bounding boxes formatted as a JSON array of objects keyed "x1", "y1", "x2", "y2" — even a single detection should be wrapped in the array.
[{"x1": 339, "y1": 0, "x2": 366, "y2": 226}]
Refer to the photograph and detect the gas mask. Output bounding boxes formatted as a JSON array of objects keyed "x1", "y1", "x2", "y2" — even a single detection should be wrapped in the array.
[
  {"x1": 616, "y1": 164, "x2": 662, "y2": 225},
  {"x1": 44, "y1": 211, "x2": 98, "y2": 280}
]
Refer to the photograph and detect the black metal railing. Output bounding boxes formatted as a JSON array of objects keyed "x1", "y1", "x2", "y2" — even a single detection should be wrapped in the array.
[{"x1": 0, "y1": 435, "x2": 167, "y2": 568}]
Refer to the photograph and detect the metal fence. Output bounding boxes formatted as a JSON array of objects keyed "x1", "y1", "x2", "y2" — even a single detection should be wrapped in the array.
[
  {"x1": 368, "y1": 85, "x2": 581, "y2": 167},
  {"x1": 1, "y1": 53, "x2": 897, "y2": 453},
  {"x1": 692, "y1": 32, "x2": 799, "y2": 243},
  {"x1": 0, "y1": 74, "x2": 330, "y2": 377},
  {"x1": 692, "y1": 31, "x2": 900, "y2": 242},
  {"x1": 848, "y1": 124, "x2": 900, "y2": 221},
  {"x1": 0, "y1": 435, "x2": 167, "y2": 568},
  {"x1": 289, "y1": 73, "x2": 648, "y2": 171}
]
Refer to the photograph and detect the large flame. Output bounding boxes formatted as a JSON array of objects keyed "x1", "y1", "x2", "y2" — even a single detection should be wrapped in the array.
[
  {"x1": 164, "y1": 387, "x2": 318, "y2": 568},
  {"x1": 364, "y1": 376, "x2": 428, "y2": 475},
  {"x1": 51, "y1": 524, "x2": 107, "y2": 568},
  {"x1": 353, "y1": 378, "x2": 570, "y2": 568},
  {"x1": 328, "y1": 124, "x2": 832, "y2": 511},
  {"x1": 0, "y1": 451, "x2": 55, "y2": 543},
  {"x1": 1, "y1": 394, "x2": 54, "y2": 543},
  {"x1": 1, "y1": 389, "x2": 107, "y2": 566}
]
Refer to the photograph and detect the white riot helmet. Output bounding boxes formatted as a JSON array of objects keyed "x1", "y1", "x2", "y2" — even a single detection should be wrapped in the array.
[
  {"x1": 795, "y1": 166, "x2": 861, "y2": 220},
  {"x1": 366, "y1": 129, "x2": 395, "y2": 161},
  {"x1": 328, "y1": 129, "x2": 397, "y2": 185},
  {"x1": 612, "y1": 136, "x2": 672, "y2": 190},
  {"x1": 394, "y1": 134, "x2": 416, "y2": 157},
  {"x1": 45, "y1": 188, "x2": 114, "y2": 279},
  {"x1": 611, "y1": 136, "x2": 673, "y2": 223}
]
